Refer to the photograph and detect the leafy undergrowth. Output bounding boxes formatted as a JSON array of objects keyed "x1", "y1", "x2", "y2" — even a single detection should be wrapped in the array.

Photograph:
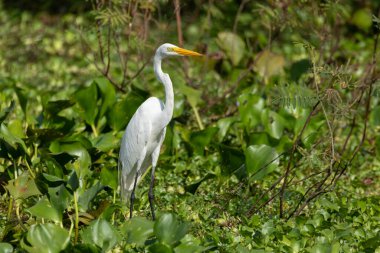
[{"x1": 1, "y1": 1, "x2": 380, "y2": 252}]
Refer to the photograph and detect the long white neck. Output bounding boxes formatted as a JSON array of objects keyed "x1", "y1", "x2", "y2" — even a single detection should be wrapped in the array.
[{"x1": 154, "y1": 54, "x2": 174, "y2": 128}]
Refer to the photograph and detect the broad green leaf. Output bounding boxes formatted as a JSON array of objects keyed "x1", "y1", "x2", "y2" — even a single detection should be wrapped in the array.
[
  {"x1": 27, "y1": 197, "x2": 61, "y2": 222},
  {"x1": 49, "y1": 141, "x2": 91, "y2": 178},
  {"x1": 352, "y1": 8, "x2": 372, "y2": 31},
  {"x1": 0, "y1": 243, "x2": 13, "y2": 253},
  {"x1": 95, "y1": 77, "x2": 116, "y2": 119},
  {"x1": 121, "y1": 217, "x2": 154, "y2": 246},
  {"x1": 254, "y1": 50, "x2": 285, "y2": 81},
  {"x1": 48, "y1": 185, "x2": 72, "y2": 215},
  {"x1": 78, "y1": 182, "x2": 104, "y2": 211},
  {"x1": 219, "y1": 144, "x2": 245, "y2": 178},
  {"x1": 107, "y1": 93, "x2": 145, "y2": 131},
  {"x1": 216, "y1": 32, "x2": 245, "y2": 66},
  {"x1": 174, "y1": 234, "x2": 205, "y2": 253},
  {"x1": 21, "y1": 223, "x2": 70, "y2": 253},
  {"x1": 176, "y1": 83, "x2": 202, "y2": 108},
  {"x1": 245, "y1": 144, "x2": 279, "y2": 179},
  {"x1": 370, "y1": 105, "x2": 380, "y2": 127},
  {"x1": 216, "y1": 117, "x2": 236, "y2": 141},
  {"x1": 290, "y1": 59, "x2": 311, "y2": 82},
  {"x1": 14, "y1": 86, "x2": 28, "y2": 114},
  {"x1": 154, "y1": 213, "x2": 188, "y2": 246},
  {"x1": 81, "y1": 218, "x2": 119, "y2": 252},
  {"x1": 0, "y1": 101, "x2": 15, "y2": 124},
  {"x1": 149, "y1": 243, "x2": 173, "y2": 253},
  {"x1": 43, "y1": 100, "x2": 75, "y2": 116},
  {"x1": 74, "y1": 82, "x2": 98, "y2": 125},
  {"x1": 189, "y1": 127, "x2": 218, "y2": 155},
  {"x1": 0, "y1": 123, "x2": 27, "y2": 152},
  {"x1": 238, "y1": 90, "x2": 264, "y2": 129},
  {"x1": 100, "y1": 167, "x2": 118, "y2": 190},
  {"x1": 93, "y1": 132, "x2": 118, "y2": 152},
  {"x1": 5, "y1": 172, "x2": 41, "y2": 200}
]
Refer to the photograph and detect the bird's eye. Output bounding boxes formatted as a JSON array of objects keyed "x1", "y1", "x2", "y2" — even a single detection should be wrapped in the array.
[{"x1": 167, "y1": 47, "x2": 174, "y2": 52}]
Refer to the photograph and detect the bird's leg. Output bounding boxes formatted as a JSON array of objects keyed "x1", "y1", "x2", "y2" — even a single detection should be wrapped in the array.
[
  {"x1": 148, "y1": 166, "x2": 156, "y2": 220},
  {"x1": 130, "y1": 172, "x2": 139, "y2": 219}
]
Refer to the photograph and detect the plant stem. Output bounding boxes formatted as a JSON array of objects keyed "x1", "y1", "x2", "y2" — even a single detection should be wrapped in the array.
[
  {"x1": 91, "y1": 124, "x2": 99, "y2": 137},
  {"x1": 73, "y1": 191, "x2": 79, "y2": 244},
  {"x1": 191, "y1": 105, "x2": 204, "y2": 130}
]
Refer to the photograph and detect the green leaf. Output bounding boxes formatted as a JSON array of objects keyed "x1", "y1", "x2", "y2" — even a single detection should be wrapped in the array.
[
  {"x1": 149, "y1": 243, "x2": 173, "y2": 253},
  {"x1": 78, "y1": 182, "x2": 104, "y2": 211},
  {"x1": 81, "y1": 218, "x2": 119, "y2": 252},
  {"x1": 189, "y1": 127, "x2": 218, "y2": 155},
  {"x1": 219, "y1": 144, "x2": 245, "y2": 177},
  {"x1": 95, "y1": 78, "x2": 116, "y2": 119},
  {"x1": 107, "y1": 93, "x2": 145, "y2": 131},
  {"x1": 14, "y1": 86, "x2": 28, "y2": 114},
  {"x1": 245, "y1": 144, "x2": 279, "y2": 179},
  {"x1": 49, "y1": 141, "x2": 91, "y2": 178},
  {"x1": 0, "y1": 101, "x2": 15, "y2": 124},
  {"x1": 121, "y1": 217, "x2": 154, "y2": 246},
  {"x1": 216, "y1": 32, "x2": 245, "y2": 66},
  {"x1": 352, "y1": 8, "x2": 372, "y2": 31},
  {"x1": 100, "y1": 167, "x2": 118, "y2": 190},
  {"x1": 254, "y1": 50, "x2": 285, "y2": 81},
  {"x1": 48, "y1": 185, "x2": 72, "y2": 215},
  {"x1": 0, "y1": 243, "x2": 13, "y2": 253},
  {"x1": 155, "y1": 213, "x2": 188, "y2": 246},
  {"x1": 5, "y1": 172, "x2": 41, "y2": 200},
  {"x1": 290, "y1": 59, "x2": 311, "y2": 82},
  {"x1": 21, "y1": 223, "x2": 70, "y2": 253},
  {"x1": 44, "y1": 100, "x2": 75, "y2": 116},
  {"x1": 74, "y1": 82, "x2": 98, "y2": 125},
  {"x1": 216, "y1": 117, "x2": 236, "y2": 141},
  {"x1": 27, "y1": 197, "x2": 61, "y2": 222},
  {"x1": 93, "y1": 132, "x2": 118, "y2": 152},
  {"x1": 176, "y1": 84, "x2": 202, "y2": 109}
]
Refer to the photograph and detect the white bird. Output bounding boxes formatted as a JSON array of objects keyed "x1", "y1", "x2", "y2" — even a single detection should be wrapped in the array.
[{"x1": 118, "y1": 43, "x2": 202, "y2": 219}]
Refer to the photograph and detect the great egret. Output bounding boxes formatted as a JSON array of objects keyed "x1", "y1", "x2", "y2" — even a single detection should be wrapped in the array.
[{"x1": 118, "y1": 43, "x2": 202, "y2": 220}]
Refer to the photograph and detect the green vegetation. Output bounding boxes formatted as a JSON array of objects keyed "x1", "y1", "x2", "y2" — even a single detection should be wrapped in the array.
[{"x1": 0, "y1": 0, "x2": 380, "y2": 252}]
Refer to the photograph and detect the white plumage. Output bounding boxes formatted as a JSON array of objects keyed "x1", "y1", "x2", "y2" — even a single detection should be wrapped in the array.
[{"x1": 118, "y1": 43, "x2": 202, "y2": 219}]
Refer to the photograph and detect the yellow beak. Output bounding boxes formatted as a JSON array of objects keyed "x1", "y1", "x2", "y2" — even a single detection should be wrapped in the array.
[{"x1": 172, "y1": 47, "x2": 203, "y2": 56}]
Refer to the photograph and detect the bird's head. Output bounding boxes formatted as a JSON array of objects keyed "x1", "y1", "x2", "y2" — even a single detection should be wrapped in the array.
[{"x1": 156, "y1": 43, "x2": 203, "y2": 58}]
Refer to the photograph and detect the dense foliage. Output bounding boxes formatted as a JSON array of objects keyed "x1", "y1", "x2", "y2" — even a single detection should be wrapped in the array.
[{"x1": 0, "y1": 0, "x2": 380, "y2": 252}]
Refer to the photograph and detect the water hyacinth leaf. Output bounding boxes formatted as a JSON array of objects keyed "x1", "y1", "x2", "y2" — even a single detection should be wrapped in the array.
[
  {"x1": 78, "y1": 182, "x2": 104, "y2": 211},
  {"x1": 14, "y1": 86, "x2": 28, "y2": 114},
  {"x1": 100, "y1": 167, "x2": 118, "y2": 190},
  {"x1": 74, "y1": 82, "x2": 98, "y2": 125},
  {"x1": 154, "y1": 213, "x2": 188, "y2": 246},
  {"x1": 5, "y1": 172, "x2": 41, "y2": 200},
  {"x1": 81, "y1": 218, "x2": 118, "y2": 252},
  {"x1": 49, "y1": 141, "x2": 91, "y2": 178},
  {"x1": 149, "y1": 243, "x2": 172, "y2": 253},
  {"x1": 217, "y1": 32, "x2": 245, "y2": 66},
  {"x1": 93, "y1": 132, "x2": 118, "y2": 152},
  {"x1": 290, "y1": 59, "x2": 311, "y2": 82},
  {"x1": 176, "y1": 83, "x2": 202, "y2": 109},
  {"x1": 174, "y1": 234, "x2": 205, "y2": 253},
  {"x1": 216, "y1": 117, "x2": 236, "y2": 141},
  {"x1": 254, "y1": 50, "x2": 285, "y2": 81},
  {"x1": 44, "y1": 99, "x2": 75, "y2": 116},
  {"x1": 219, "y1": 144, "x2": 245, "y2": 177},
  {"x1": 0, "y1": 123, "x2": 27, "y2": 153},
  {"x1": 48, "y1": 184, "x2": 72, "y2": 215},
  {"x1": 0, "y1": 243, "x2": 13, "y2": 253},
  {"x1": 95, "y1": 78, "x2": 116, "y2": 120},
  {"x1": 21, "y1": 224, "x2": 70, "y2": 253},
  {"x1": 121, "y1": 217, "x2": 154, "y2": 246},
  {"x1": 27, "y1": 197, "x2": 61, "y2": 222},
  {"x1": 245, "y1": 144, "x2": 279, "y2": 180},
  {"x1": 352, "y1": 8, "x2": 372, "y2": 31},
  {"x1": 189, "y1": 127, "x2": 218, "y2": 155},
  {"x1": 0, "y1": 100, "x2": 15, "y2": 124}
]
